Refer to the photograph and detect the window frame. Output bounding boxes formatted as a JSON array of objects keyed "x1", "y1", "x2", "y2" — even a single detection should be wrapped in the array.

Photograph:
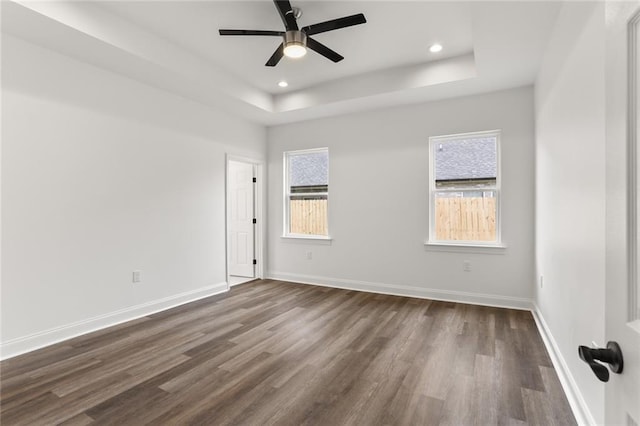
[
  {"x1": 427, "y1": 130, "x2": 502, "y2": 247},
  {"x1": 283, "y1": 147, "x2": 330, "y2": 240}
]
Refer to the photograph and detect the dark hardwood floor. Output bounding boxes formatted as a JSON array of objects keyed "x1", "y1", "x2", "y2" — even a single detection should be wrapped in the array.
[{"x1": 0, "y1": 279, "x2": 576, "y2": 425}]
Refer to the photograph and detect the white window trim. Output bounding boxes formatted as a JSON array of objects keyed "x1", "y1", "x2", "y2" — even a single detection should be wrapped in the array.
[
  {"x1": 283, "y1": 147, "x2": 330, "y2": 239},
  {"x1": 281, "y1": 235, "x2": 332, "y2": 242},
  {"x1": 424, "y1": 241, "x2": 507, "y2": 255},
  {"x1": 427, "y1": 129, "x2": 503, "y2": 248}
]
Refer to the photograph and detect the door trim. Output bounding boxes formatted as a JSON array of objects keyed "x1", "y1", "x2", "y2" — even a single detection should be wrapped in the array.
[
  {"x1": 225, "y1": 155, "x2": 265, "y2": 289},
  {"x1": 628, "y1": 10, "x2": 640, "y2": 324}
]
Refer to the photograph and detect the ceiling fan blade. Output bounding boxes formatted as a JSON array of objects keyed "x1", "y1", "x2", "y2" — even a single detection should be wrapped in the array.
[
  {"x1": 219, "y1": 29, "x2": 284, "y2": 36},
  {"x1": 306, "y1": 37, "x2": 344, "y2": 63},
  {"x1": 273, "y1": 0, "x2": 298, "y2": 31},
  {"x1": 266, "y1": 43, "x2": 285, "y2": 67},
  {"x1": 302, "y1": 13, "x2": 366, "y2": 36}
]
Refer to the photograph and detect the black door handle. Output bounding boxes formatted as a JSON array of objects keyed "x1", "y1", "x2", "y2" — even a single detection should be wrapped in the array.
[{"x1": 578, "y1": 341, "x2": 623, "y2": 382}]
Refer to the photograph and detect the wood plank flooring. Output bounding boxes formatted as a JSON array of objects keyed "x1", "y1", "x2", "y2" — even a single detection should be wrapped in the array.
[{"x1": 0, "y1": 279, "x2": 576, "y2": 425}]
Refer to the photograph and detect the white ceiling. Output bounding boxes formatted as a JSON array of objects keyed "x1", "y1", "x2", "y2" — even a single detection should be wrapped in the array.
[{"x1": 2, "y1": 1, "x2": 562, "y2": 125}]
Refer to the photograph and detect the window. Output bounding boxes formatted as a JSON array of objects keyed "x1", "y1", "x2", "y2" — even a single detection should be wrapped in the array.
[
  {"x1": 428, "y1": 130, "x2": 501, "y2": 245},
  {"x1": 284, "y1": 148, "x2": 329, "y2": 238}
]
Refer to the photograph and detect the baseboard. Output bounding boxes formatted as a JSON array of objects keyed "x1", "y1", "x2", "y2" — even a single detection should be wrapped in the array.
[
  {"x1": 0, "y1": 282, "x2": 228, "y2": 361},
  {"x1": 531, "y1": 304, "x2": 595, "y2": 426},
  {"x1": 267, "y1": 271, "x2": 533, "y2": 310}
]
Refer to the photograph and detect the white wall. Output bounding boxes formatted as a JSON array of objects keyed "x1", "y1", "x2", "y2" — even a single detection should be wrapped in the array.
[
  {"x1": 0, "y1": 35, "x2": 266, "y2": 358},
  {"x1": 267, "y1": 86, "x2": 535, "y2": 307},
  {"x1": 534, "y1": 3, "x2": 606, "y2": 425}
]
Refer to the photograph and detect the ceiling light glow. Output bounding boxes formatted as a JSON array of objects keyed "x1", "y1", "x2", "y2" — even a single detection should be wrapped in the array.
[
  {"x1": 284, "y1": 43, "x2": 307, "y2": 58},
  {"x1": 278, "y1": 81, "x2": 289, "y2": 88},
  {"x1": 429, "y1": 43, "x2": 443, "y2": 53}
]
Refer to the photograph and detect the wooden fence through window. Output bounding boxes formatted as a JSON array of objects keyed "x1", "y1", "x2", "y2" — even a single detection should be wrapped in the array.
[
  {"x1": 290, "y1": 199, "x2": 328, "y2": 236},
  {"x1": 289, "y1": 197, "x2": 495, "y2": 241},
  {"x1": 435, "y1": 197, "x2": 496, "y2": 241}
]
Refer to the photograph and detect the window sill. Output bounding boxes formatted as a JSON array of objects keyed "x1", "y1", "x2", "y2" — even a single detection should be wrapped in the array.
[
  {"x1": 281, "y1": 235, "x2": 333, "y2": 245},
  {"x1": 424, "y1": 241, "x2": 507, "y2": 254}
]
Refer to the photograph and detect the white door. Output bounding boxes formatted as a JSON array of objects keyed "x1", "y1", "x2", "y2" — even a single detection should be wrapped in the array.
[
  {"x1": 228, "y1": 160, "x2": 255, "y2": 278},
  {"x1": 605, "y1": 2, "x2": 640, "y2": 424}
]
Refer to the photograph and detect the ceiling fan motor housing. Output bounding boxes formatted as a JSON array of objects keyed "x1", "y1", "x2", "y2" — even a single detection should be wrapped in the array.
[{"x1": 284, "y1": 30, "x2": 307, "y2": 48}]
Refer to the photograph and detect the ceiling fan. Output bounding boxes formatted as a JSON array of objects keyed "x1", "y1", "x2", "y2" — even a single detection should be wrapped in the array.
[{"x1": 219, "y1": 0, "x2": 366, "y2": 67}]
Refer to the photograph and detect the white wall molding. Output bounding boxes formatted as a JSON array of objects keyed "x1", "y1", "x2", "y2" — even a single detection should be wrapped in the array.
[
  {"x1": 267, "y1": 271, "x2": 532, "y2": 311},
  {"x1": 0, "y1": 282, "x2": 228, "y2": 361},
  {"x1": 531, "y1": 304, "x2": 596, "y2": 426}
]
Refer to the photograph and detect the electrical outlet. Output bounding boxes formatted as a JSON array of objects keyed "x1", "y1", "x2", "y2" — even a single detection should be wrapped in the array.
[
  {"x1": 306, "y1": 251, "x2": 312, "y2": 260},
  {"x1": 463, "y1": 261, "x2": 471, "y2": 272},
  {"x1": 133, "y1": 270, "x2": 141, "y2": 283},
  {"x1": 540, "y1": 275, "x2": 544, "y2": 288}
]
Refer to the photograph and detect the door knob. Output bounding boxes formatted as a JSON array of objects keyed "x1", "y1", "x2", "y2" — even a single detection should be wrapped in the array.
[{"x1": 578, "y1": 341, "x2": 623, "y2": 382}]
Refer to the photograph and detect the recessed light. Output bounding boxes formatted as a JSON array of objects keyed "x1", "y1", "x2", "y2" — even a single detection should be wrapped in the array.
[
  {"x1": 278, "y1": 81, "x2": 289, "y2": 88},
  {"x1": 429, "y1": 43, "x2": 443, "y2": 53}
]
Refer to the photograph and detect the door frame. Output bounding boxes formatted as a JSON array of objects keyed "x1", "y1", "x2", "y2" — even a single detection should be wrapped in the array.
[
  {"x1": 627, "y1": 6, "x2": 639, "y2": 329},
  {"x1": 605, "y1": 3, "x2": 640, "y2": 424},
  {"x1": 225, "y1": 154, "x2": 265, "y2": 289}
]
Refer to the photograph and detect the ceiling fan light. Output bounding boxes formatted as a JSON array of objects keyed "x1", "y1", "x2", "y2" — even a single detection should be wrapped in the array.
[
  {"x1": 283, "y1": 30, "x2": 308, "y2": 59},
  {"x1": 284, "y1": 43, "x2": 307, "y2": 58}
]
